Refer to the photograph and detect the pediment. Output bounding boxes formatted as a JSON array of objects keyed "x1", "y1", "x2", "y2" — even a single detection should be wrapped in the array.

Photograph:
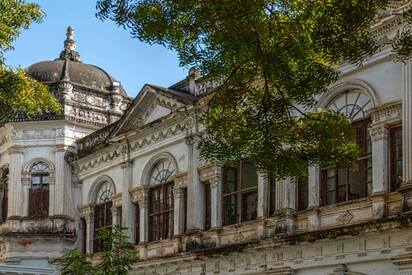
[{"x1": 110, "y1": 84, "x2": 196, "y2": 136}]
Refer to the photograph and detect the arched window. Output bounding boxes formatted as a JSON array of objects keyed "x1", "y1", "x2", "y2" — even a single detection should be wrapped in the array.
[
  {"x1": 321, "y1": 90, "x2": 372, "y2": 205},
  {"x1": 222, "y1": 160, "x2": 258, "y2": 225},
  {"x1": 93, "y1": 181, "x2": 114, "y2": 252},
  {"x1": 148, "y1": 159, "x2": 175, "y2": 242},
  {"x1": 29, "y1": 161, "x2": 50, "y2": 218}
]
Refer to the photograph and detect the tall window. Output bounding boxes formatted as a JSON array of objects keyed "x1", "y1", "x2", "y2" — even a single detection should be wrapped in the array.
[
  {"x1": 0, "y1": 167, "x2": 8, "y2": 223},
  {"x1": 321, "y1": 90, "x2": 373, "y2": 206},
  {"x1": 148, "y1": 159, "x2": 175, "y2": 242},
  {"x1": 204, "y1": 183, "x2": 211, "y2": 230},
  {"x1": 297, "y1": 177, "x2": 308, "y2": 211},
  {"x1": 268, "y1": 174, "x2": 276, "y2": 216},
  {"x1": 135, "y1": 203, "x2": 140, "y2": 244},
  {"x1": 222, "y1": 160, "x2": 258, "y2": 226},
  {"x1": 93, "y1": 181, "x2": 113, "y2": 253},
  {"x1": 29, "y1": 162, "x2": 50, "y2": 218},
  {"x1": 390, "y1": 126, "x2": 402, "y2": 191}
]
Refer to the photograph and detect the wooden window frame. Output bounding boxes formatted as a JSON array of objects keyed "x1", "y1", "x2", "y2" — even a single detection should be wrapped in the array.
[
  {"x1": 389, "y1": 125, "x2": 402, "y2": 192},
  {"x1": 268, "y1": 174, "x2": 276, "y2": 216},
  {"x1": 320, "y1": 118, "x2": 372, "y2": 206},
  {"x1": 148, "y1": 181, "x2": 174, "y2": 242},
  {"x1": 29, "y1": 162, "x2": 50, "y2": 218},
  {"x1": 296, "y1": 177, "x2": 308, "y2": 211},
  {"x1": 204, "y1": 182, "x2": 212, "y2": 230},
  {"x1": 222, "y1": 160, "x2": 258, "y2": 226},
  {"x1": 93, "y1": 182, "x2": 114, "y2": 253},
  {"x1": 134, "y1": 203, "x2": 140, "y2": 245}
]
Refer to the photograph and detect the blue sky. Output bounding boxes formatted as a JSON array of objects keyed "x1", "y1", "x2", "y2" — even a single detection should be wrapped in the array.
[{"x1": 5, "y1": 0, "x2": 187, "y2": 97}]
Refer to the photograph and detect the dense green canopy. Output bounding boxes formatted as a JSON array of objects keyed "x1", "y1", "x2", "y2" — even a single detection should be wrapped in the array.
[
  {"x1": 96, "y1": 0, "x2": 410, "y2": 179},
  {"x1": 0, "y1": 0, "x2": 61, "y2": 125}
]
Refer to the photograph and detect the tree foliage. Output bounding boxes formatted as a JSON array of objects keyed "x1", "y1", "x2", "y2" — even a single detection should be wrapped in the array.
[
  {"x1": 0, "y1": 0, "x2": 61, "y2": 125},
  {"x1": 96, "y1": 0, "x2": 409, "y2": 179},
  {"x1": 52, "y1": 225, "x2": 139, "y2": 275}
]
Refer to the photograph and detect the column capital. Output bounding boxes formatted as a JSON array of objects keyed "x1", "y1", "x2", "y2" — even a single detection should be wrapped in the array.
[
  {"x1": 130, "y1": 186, "x2": 148, "y2": 207},
  {"x1": 55, "y1": 144, "x2": 68, "y2": 152},
  {"x1": 369, "y1": 124, "x2": 388, "y2": 142},
  {"x1": 7, "y1": 145, "x2": 24, "y2": 155},
  {"x1": 120, "y1": 160, "x2": 133, "y2": 169},
  {"x1": 82, "y1": 205, "x2": 94, "y2": 222},
  {"x1": 185, "y1": 133, "x2": 202, "y2": 145}
]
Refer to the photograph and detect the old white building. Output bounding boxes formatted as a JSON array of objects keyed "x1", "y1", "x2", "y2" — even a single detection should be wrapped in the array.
[{"x1": 1, "y1": 2, "x2": 412, "y2": 274}]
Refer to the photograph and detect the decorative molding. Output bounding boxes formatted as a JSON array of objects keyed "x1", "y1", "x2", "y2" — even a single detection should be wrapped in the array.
[
  {"x1": 369, "y1": 124, "x2": 388, "y2": 141},
  {"x1": 369, "y1": 101, "x2": 402, "y2": 125},
  {"x1": 130, "y1": 186, "x2": 148, "y2": 208},
  {"x1": 336, "y1": 210, "x2": 354, "y2": 225},
  {"x1": 174, "y1": 172, "x2": 188, "y2": 189}
]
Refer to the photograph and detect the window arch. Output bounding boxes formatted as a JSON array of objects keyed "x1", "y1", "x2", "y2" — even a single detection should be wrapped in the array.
[
  {"x1": 93, "y1": 180, "x2": 114, "y2": 252},
  {"x1": 29, "y1": 161, "x2": 50, "y2": 218},
  {"x1": 148, "y1": 158, "x2": 175, "y2": 242},
  {"x1": 321, "y1": 89, "x2": 373, "y2": 205}
]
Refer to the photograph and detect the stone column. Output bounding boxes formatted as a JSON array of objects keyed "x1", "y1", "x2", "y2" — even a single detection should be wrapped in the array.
[
  {"x1": 370, "y1": 124, "x2": 388, "y2": 194},
  {"x1": 185, "y1": 135, "x2": 203, "y2": 231},
  {"x1": 369, "y1": 124, "x2": 388, "y2": 218},
  {"x1": 134, "y1": 187, "x2": 148, "y2": 243},
  {"x1": 307, "y1": 166, "x2": 321, "y2": 230},
  {"x1": 121, "y1": 161, "x2": 135, "y2": 243},
  {"x1": 210, "y1": 166, "x2": 222, "y2": 228},
  {"x1": 84, "y1": 206, "x2": 94, "y2": 254},
  {"x1": 257, "y1": 174, "x2": 268, "y2": 239},
  {"x1": 402, "y1": 60, "x2": 412, "y2": 187},
  {"x1": 274, "y1": 178, "x2": 296, "y2": 233},
  {"x1": 174, "y1": 187, "x2": 186, "y2": 235},
  {"x1": 257, "y1": 174, "x2": 268, "y2": 218},
  {"x1": 8, "y1": 145, "x2": 24, "y2": 217},
  {"x1": 308, "y1": 166, "x2": 320, "y2": 208},
  {"x1": 52, "y1": 145, "x2": 66, "y2": 216},
  {"x1": 112, "y1": 205, "x2": 121, "y2": 225}
]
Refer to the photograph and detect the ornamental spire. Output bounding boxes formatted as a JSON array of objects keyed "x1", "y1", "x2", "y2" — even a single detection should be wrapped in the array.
[{"x1": 58, "y1": 26, "x2": 81, "y2": 62}]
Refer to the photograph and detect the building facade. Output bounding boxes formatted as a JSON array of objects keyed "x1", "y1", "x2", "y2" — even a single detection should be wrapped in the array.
[{"x1": 1, "y1": 2, "x2": 412, "y2": 274}]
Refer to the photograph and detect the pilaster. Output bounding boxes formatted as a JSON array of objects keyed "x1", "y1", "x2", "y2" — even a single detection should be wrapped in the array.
[
  {"x1": 210, "y1": 166, "x2": 222, "y2": 229},
  {"x1": 131, "y1": 186, "x2": 148, "y2": 243},
  {"x1": 185, "y1": 134, "x2": 203, "y2": 231},
  {"x1": 121, "y1": 161, "x2": 135, "y2": 243},
  {"x1": 83, "y1": 205, "x2": 94, "y2": 254},
  {"x1": 52, "y1": 145, "x2": 67, "y2": 216},
  {"x1": 370, "y1": 124, "x2": 388, "y2": 194},
  {"x1": 308, "y1": 166, "x2": 320, "y2": 208},
  {"x1": 7, "y1": 145, "x2": 24, "y2": 217},
  {"x1": 402, "y1": 61, "x2": 412, "y2": 187}
]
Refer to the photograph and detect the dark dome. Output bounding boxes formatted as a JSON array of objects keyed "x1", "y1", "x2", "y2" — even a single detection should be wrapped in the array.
[
  {"x1": 26, "y1": 26, "x2": 127, "y2": 96},
  {"x1": 26, "y1": 60, "x2": 127, "y2": 96}
]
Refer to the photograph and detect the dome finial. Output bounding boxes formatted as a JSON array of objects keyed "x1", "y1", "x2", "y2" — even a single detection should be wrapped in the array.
[{"x1": 57, "y1": 26, "x2": 81, "y2": 62}]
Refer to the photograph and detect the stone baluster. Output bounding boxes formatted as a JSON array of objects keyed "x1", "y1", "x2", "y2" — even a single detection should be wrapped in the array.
[
  {"x1": 121, "y1": 161, "x2": 135, "y2": 243},
  {"x1": 8, "y1": 145, "x2": 24, "y2": 217}
]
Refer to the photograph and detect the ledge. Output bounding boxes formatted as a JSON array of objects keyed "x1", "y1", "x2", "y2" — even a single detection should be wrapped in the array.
[{"x1": 0, "y1": 216, "x2": 76, "y2": 239}]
